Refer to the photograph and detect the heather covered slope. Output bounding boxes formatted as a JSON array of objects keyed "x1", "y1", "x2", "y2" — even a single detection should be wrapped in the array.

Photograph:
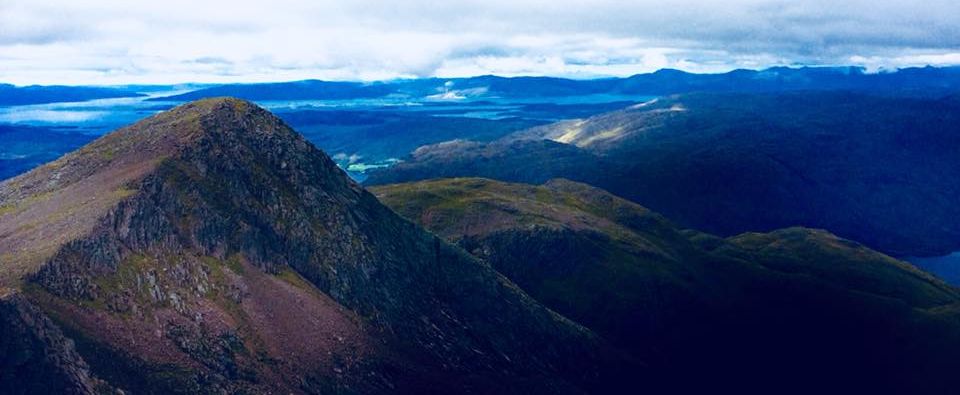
[
  {"x1": 373, "y1": 178, "x2": 712, "y2": 358},
  {"x1": 373, "y1": 177, "x2": 960, "y2": 394},
  {"x1": 366, "y1": 91, "x2": 960, "y2": 257},
  {"x1": 0, "y1": 98, "x2": 622, "y2": 393}
]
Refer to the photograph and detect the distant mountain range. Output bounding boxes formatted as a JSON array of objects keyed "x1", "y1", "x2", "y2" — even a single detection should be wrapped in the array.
[
  {"x1": 0, "y1": 84, "x2": 143, "y2": 106},
  {"x1": 147, "y1": 66, "x2": 960, "y2": 102},
  {"x1": 91, "y1": 65, "x2": 960, "y2": 103},
  {"x1": 366, "y1": 91, "x2": 960, "y2": 258},
  {"x1": 5, "y1": 66, "x2": 960, "y2": 107}
]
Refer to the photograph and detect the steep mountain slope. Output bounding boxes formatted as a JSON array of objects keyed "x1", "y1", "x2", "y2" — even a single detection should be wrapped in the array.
[
  {"x1": 0, "y1": 98, "x2": 625, "y2": 394},
  {"x1": 372, "y1": 178, "x2": 960, "y2": 394},
  {"x1": 366, "y1": 91, "x2": 960, "y2": 257}
]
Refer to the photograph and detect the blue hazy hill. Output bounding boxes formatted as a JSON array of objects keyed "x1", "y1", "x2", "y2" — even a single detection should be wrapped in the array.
[
  {"x1": 0, "y1": 84, "x2": 144, "y2": 106},
  {"x1": 147, "y1": 66, "x2": 960, "y2": 102}
]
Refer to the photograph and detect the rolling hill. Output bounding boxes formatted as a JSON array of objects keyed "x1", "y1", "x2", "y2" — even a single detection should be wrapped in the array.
[{"x1": 373, "y1": 177, "x2": 960, "y2": 394}]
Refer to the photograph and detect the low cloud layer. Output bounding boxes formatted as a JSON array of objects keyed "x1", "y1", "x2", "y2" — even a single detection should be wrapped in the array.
[{"x1": 1, "y1": 0, "x2": 958, "y2": 84}]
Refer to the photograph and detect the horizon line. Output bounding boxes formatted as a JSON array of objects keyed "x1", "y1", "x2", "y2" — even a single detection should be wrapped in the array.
[{"x1": 2, "y1": 64, "x2": 958, "y2": 88}]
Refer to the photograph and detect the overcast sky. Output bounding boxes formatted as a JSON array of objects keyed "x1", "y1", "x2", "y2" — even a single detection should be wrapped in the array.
[{"x1": 1, "y1": 0, "x2": 958, "y2": 85}]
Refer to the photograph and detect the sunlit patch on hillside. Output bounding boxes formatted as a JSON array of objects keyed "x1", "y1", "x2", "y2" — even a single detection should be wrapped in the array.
[
  {"x1": 579, "y1": 126, "x2": 626, "y2": 146},
  {"x1": 554, "y1": 120, "x2": 587, "y2": 144}
]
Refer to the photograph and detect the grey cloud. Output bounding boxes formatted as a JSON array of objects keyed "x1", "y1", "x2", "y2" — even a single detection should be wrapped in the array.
[{"x1": 0, "y1": 0, "x2": 958, "y2": 84}]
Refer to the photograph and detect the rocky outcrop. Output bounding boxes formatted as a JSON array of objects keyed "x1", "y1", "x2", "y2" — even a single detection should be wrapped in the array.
[{"x1": 0, "y1": 294, "x2": 104, "y2": 395}]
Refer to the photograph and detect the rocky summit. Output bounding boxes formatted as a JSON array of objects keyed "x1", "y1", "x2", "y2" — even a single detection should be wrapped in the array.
[{"x1": 0, "y1": 98, "x2": 626, "y2": 394}]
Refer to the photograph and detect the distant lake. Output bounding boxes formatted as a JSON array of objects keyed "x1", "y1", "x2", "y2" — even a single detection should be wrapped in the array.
[
  {"x1": 0, "y1": 91, "x2": 653, "y2": 132},
  {"x1": 0, "y1": 89, "x2": 655, "y2": 181},
  {"x1": 907, "y1": 253, "x2": 960, "y2": 286}
]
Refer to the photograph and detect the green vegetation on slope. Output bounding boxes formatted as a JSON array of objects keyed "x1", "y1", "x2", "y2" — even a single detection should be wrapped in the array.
[
  {"x1": 374, "y1": 178, "x2": 706, "y2": 355},
  {"x1": 374, "y1": 177, "x2": 960, "y2": 394}
]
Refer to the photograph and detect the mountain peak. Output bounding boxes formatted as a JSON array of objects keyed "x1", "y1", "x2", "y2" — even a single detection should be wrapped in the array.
[
  {"x1": 0, "y1": 97, "x2": 318, "y2": 290},
  {"x1": 125, "y1": 96, "x2": 281, "y2": 144},
  {"x1": 170, "y1": 96, "x2": 255, "y2": 115},
  {"x1": 0, "y1": 100, "x2": 615, "y2": 392}
]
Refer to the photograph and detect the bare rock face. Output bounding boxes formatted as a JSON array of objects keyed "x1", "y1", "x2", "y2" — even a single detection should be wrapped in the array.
[{"x1": 0, "y1": 98, "x2": 625, "y2": 393}]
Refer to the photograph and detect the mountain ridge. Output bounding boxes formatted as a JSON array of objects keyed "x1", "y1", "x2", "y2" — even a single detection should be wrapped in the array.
[{"x1": 0, "y1": 98, "x2": 627, "y2": 393}]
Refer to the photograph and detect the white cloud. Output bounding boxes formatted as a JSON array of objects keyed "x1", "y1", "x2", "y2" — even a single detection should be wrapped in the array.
[
  {"x1": 850, "y1": 53, "x2": 960, "y2": 72},
  {"x1": 0, "y1": 0, "x2": 958, "y2": 84}
]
